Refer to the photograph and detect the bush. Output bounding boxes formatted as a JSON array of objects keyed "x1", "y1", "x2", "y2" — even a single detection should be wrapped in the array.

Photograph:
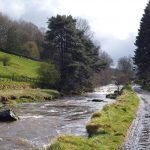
[
  {"x1": 0, "y1": 55, "x2": 11, "y2": 66},
  {"x1": 23, "y1": 41, "x2": 40, "y2": 59},
  {"x1": 38, "y1": 62, "x2": 60, "y2": 85}
]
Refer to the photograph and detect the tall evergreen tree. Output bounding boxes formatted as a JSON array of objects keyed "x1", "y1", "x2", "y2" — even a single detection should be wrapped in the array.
[
  {"x1": 45, "y1": 15, "x2": 104, "y2": 93},
  {"x1": 134, "y1": 0, "x2": 150, "y2": 80}
]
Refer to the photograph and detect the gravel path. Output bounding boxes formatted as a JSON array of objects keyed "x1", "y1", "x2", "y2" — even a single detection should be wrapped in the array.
[{"x1": 121, "y1": 85, "x2": 150, "y2": 150}]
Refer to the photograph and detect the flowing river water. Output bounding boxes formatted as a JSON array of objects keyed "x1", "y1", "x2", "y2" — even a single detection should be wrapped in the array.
[{"x1": 0, "y1": 84, "x2": 118, "y2": 150}]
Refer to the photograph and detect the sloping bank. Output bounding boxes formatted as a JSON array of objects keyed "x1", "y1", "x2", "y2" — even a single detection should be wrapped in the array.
[
  {"x1": 0, "y1": 81, "x2": 60, "y2": 107},
  {"x1": 48, "y1": 85, "x2": 139, "y2": 150}
]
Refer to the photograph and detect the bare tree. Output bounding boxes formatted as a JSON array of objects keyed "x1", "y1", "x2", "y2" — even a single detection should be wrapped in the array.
[
  {"x1": 117, "y1": 56, "x2": 133, "y2": 75},
  {"x1": 115, "y1": 56, "x2": 134, "y2": 92},
  {"x1": 23, "y1": 41, "x2": 40, "y2": 59},
  {"x1": 0, "y1": 13, "x2": 10, "y2": 49},
  {"x1": 0, "y1": 13, "x2": 44, "y2": 59},
  {"x1": 92, "y1": 51, "x2": 113, "y2": 87},
  {"x1": 99, "y1": 50, "x2": 113, "y2": 68},
  {"x1": 76, "y1": 18, "x2": 93, "y2": 39}
]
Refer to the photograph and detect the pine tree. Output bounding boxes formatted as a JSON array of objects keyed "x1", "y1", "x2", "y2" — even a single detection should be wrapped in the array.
[
  {"x1": 45, "y1": 15, "x2": 104, "y2": 93},
  {"x1": 134, "y1": 0, "x2": 150, "y2": 80},
  {"x1": 46, "y1": 15, "x2": 88, "y2": 93}
]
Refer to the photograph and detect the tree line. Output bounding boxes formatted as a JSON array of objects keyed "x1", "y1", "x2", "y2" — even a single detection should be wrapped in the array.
[
  {"x1": 44, "y1": 15, "x2": 112, "y2": 93},
  {"x1": 3, "y1": 0, "x2": 150, "y2": 91},
  {"x1": 0, "y1": 13, "x2": 113, "y2": 93},
  {"x1": 0, "y1": 13, "x2": 44, "y2": 59}
]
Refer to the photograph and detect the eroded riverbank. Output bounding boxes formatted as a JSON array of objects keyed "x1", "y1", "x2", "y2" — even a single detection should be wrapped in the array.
[{"x1": 0, "y1": 84, "x2": 118, "y2": 150}]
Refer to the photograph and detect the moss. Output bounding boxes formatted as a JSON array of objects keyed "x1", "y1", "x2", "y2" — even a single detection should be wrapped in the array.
[
  {"x1": 8, "y1": 100, "x2": 17, "y2": 107},
  {"x1": 86, "y1": 123, "x2": 102, "y2": 136},
  {"x1": 106, "y1": 93, "x2": 118, "y2": 99},
  {"x1": 91, "y1": 112, "x2": 101, "y2": 118}
]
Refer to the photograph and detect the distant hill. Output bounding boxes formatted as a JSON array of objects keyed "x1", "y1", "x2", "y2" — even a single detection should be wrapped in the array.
[{"x1": 0, "y1": 51, "x2": 41, "y2": 79}]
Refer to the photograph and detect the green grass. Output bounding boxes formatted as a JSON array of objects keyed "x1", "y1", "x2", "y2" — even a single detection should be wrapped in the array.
[
  {"x1": 0, "y1": 88, "x2": 60, "y2": 108},
  {"x1": 0, "y1": 51, "x2": 60, "y2": 106},
  {"x1": 0, "y1": 80, "x2": 31, "y2": 89},
  {"x1": 48, "y1": 85, "x2": 139, "y2": 150},
  {"x1": 0, "y1": 88, "x2": 60, "y2": 103},
  {"x1": 0, "y1": 51, "x2": 41, "y2": 78}
]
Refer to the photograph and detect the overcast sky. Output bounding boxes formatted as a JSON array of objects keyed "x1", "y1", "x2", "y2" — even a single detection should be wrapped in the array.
[{"x1": 0, "y1": 0, "x2": 148, "y2": 64}]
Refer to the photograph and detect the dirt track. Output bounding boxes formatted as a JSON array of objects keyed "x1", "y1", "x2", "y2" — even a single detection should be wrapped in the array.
[{"x1": 121, "y1": 85, "x2": 150, "y2": 150}]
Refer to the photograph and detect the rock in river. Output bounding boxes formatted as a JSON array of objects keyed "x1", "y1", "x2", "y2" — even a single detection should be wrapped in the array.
[
  {"x1": 92, "y1": 99, "x2": 104, "y2": 102},
  {"x1": 0, "y1": 108, "x2": 19, "y2": 121},
  {"x1": 88, "y1": 99, "x2": 104, "y2": 102}
]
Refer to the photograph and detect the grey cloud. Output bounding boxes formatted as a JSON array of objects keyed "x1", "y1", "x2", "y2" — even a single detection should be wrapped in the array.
[
  {"x1": 96, "y1": 34, "x2": 136, "y2": 64},
  {"x1": 0, "y1": 0, "x2": 55, "y2": 28},
  {"x1": 0, "y1": 0, "x2": 139, "y2": 63},
  {"x1": 20, "y1": 0, "x2": 57, "y2": 28},
  {"x1": 21, "y1": 8, "x2": 53, "y2": 28}
]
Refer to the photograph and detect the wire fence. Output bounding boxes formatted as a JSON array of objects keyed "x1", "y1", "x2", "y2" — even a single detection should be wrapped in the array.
[
  {"x1": 0, "y1": 48, "x2": 43, "y2": 62},
  {"x1": 0, "y1": 74, "x2": 41, "y2": 83}
]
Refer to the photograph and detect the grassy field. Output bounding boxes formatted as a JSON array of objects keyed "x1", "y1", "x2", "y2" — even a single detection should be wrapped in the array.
[
  {"x1": 0, "y1": 51, "x2": 60, "y2": 105},
  {"x1": 0, "y1": 51, "x2": 41, "y2": 78},
  {"x1": 48, "y1": 85, "x2": 139, "y2": 150}
]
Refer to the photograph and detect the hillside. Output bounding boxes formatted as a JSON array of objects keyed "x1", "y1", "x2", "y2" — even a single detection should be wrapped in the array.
[
  {"x1": 0, "y1": 51, "x2": 60, "y2": 105},
  {"x1": 0, "y1": 51, "x2": 41, "y2": 79}
]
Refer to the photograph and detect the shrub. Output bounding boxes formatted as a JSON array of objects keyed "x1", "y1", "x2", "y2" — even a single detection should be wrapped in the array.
[
  {"x1": 38, "y1": 62, "x2": 60, "y2": 85},
  {"x1": 0, "y1": 55, "x2": 11, "y2": 66},
  {"x1": 23, "y1": 41, "x2": 40, "y2": 59}
]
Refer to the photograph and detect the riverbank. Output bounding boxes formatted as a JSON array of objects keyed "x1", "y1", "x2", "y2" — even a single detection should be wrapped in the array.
[
  {"x1": 0, "y1": 81, "x2": 60, "y2": 107},
  {"x1": 48, "y1": 85, "x2": 139, "y2": 150},
  {"x1": 0, "y1": 85, "x2": 115, "y2": 149}
]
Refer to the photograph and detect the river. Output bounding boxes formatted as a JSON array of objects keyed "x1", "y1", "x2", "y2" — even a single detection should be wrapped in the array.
[{"x1": 0, "y1": 84, "x2": 118, "y2": 150}]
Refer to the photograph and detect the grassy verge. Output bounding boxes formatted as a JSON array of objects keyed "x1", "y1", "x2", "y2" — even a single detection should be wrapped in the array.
[
  {"x1": 48, "y1": 85, "x2": 139, "y2": 150},
  {"x1": 0, "y1": 86, "x2": 60, "y2": 106},
  {"x1": 0, "y1": 77, "x2": 60, "y2": 106}
]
